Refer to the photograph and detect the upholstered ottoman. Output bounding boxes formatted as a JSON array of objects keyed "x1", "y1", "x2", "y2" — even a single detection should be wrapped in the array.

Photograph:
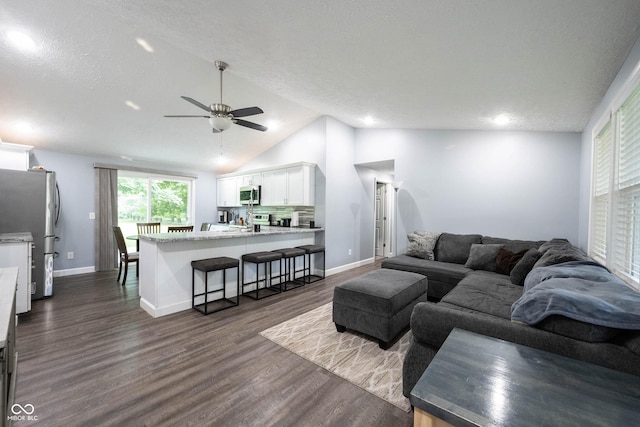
[{"x1": 333, "y1": 269, "x2": 428, "y2": 349}]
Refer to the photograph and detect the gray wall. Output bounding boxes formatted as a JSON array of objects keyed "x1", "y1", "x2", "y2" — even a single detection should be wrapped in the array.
[
  {"x1": 30, "y1": 149, "x2": 217, "y2": 274},
  {"x1": 578, "y1": 34, "x2": 640, "y2": 249},
  {"x1": 355, "y1": 129, "x2": 582, "y2": 253},
  {"x1": 238, "y1": 118, "x2": 582, "y2": 269}
]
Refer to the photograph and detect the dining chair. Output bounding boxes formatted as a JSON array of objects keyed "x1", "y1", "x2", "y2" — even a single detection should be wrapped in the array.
[
  {"x1": 168, "y1": 225, "x2": 194, "y2": 232},
  {"x1": 113, "y1": 226, "x2": 139, "y2": 285},
  {"x1": 137, "y1": 222, "x2": 161, "y2": 234}
]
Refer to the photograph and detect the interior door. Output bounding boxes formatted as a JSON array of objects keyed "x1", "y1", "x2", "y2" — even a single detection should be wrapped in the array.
[{"x1": 375, "y1": 183, "x2": 387, "y2": 257}]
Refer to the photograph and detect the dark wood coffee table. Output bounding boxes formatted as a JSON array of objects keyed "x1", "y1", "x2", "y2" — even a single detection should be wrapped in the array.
[{"x1": 410, "y1": 328, "x2": 640, "y2": 427}]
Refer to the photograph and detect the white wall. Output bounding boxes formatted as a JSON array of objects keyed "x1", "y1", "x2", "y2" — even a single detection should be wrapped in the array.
[
  {"x1": 30, "y1": 149, "x2": 217, "y2": 273},
  {"x1": 355, "y1": 129, "x2": 582, "y2": 253},
  {"x1": 578, "y1": 35, "x2": 640, "y2": 249}
]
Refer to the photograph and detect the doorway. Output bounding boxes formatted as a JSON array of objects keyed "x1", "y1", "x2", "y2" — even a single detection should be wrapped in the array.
[{"x1": 375, "y1": 181, "x2": 392, "y2": 258}]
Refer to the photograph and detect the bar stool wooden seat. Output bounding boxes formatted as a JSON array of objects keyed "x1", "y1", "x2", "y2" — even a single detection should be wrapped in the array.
[
  {"x1": 191, "y1": 256, "x2": 239, "y2": 315},
  {"x1": 296, "y1": 244, "x2": 325, "y2": 284},
  {"x1": 272, "y1": 247, "x2": 306, "y2": 291},
  {"x1": 242, "y1": 251, "x2": 282, "y2": 299}
]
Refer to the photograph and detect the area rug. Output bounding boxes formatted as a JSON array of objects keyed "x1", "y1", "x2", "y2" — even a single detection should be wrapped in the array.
[{"x1": 259, "y1": 303, "x2": 411, "y2": 412}]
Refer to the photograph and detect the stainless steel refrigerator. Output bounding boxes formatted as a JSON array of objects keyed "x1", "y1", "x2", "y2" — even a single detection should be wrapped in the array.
[{"x1": 0, "y1": 169, "x2": 58, "y2": 299}]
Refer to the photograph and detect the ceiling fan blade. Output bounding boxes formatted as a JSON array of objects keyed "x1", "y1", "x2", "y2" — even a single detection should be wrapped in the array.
[
  {"x1": 230, "y1": 106, "x2": 264, "y2": 118},
  {"x1": 164, "y1": 115, "x2": 210, "y2": 118},
  {"x1": 234, "y1": 119, "x2": 268, "y2": 132},
  {"x1": 181, "y1": 96, "x2": 210, "y2": 112},
  {"x1": 212, "y1": 127, "x2": 221, "y2": 134}
]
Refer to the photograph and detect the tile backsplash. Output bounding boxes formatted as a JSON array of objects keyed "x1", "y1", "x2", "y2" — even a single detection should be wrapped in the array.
[{"x1": 253, "y1": 206, "x2": 314, "y2": 226}]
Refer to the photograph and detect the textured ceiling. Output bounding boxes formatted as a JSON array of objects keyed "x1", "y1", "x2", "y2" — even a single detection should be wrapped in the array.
[{"x1": 1, "y1": 1, "x2": 640, "y2": 173}]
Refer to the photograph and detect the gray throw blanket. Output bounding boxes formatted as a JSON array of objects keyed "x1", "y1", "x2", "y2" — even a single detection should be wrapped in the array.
[{"x1": 511, "y1": 261, "x2": 640, "y2": 329}]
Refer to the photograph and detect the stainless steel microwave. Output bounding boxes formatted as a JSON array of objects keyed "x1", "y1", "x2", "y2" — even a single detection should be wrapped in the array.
[{"x1": 239, "y1": 185, "x2": 260, "y2": 205}]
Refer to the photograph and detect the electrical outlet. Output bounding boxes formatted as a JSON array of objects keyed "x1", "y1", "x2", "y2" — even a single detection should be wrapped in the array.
[
  {"x1": 89, "y1": 212, "x2": 96, "y2": 219},
  {"x1": 348, "y1": 249, "x2": 352, "y2": 256},
  {"x1": 67, "y1": 251, "x2": 74, "y2": 260}
]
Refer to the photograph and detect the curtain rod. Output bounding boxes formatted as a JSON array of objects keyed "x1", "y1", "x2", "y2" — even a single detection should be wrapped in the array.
[{"x1": 93, "y1": 163, "x2": 198, "y2": 179}]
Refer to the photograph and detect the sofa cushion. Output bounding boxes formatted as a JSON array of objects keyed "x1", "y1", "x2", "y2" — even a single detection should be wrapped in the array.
[
  {"x1": 435, "y1": 233, "x2": 482, "y2": 264},
  {"x1": 536, "y1": 315, "x2": 621, "y2": 343},
  {"x1": 382, "y1": 255, "x2": 471, "y2": 284},
  {"x1": 482, "y1": 236, "x2": 545, "y2": 253},
  {"x1": 510, "y1": 248, "x2": 541, "y2": 285},
  {"x1": 464, "y1": 244, "x2": 504, "y2": 272},
  {"x1": 534, "y1": 241, "x2": 591, "y2": 268},
  {"x1": 440, "y1": 272, "x2": 522, "y2": 320},
  {"x1": 405, "y1": 231, "x2": 439, "y2": 260}
]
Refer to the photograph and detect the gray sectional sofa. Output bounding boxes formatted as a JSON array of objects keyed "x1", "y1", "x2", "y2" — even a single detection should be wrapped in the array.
[{"x1": 381, "y1": 232, "x2": 640, "y2": 397}]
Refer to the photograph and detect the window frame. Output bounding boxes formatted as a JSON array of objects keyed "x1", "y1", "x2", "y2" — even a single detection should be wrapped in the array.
[
  {"x1": 117, "y1": 169, "x2": 196, "y2": 227},
  {"x1": 589, "y1": 68, "x2": 640, "y2": 289}
]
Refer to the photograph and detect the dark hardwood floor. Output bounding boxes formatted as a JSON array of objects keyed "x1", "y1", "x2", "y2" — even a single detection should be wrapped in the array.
[{"x1": 13, "y1": 261, "x2": 413, "y2": 426}]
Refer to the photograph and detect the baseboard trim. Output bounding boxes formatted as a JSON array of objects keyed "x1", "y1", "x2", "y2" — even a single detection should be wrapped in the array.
[
  {"x1": 54, "y1": 266, "x2": 96, "y2": 277},
  {"x1": 326, "y1": 257, "x2": 375, "y2": 276},
  {"x1": 53, "y1": 258, "x2": 377, "y2": 280}
]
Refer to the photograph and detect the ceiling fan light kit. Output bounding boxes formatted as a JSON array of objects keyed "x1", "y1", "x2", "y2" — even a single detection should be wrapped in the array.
[{"x1": 164, "y1": 60, "x2": 268, "y2": 133}]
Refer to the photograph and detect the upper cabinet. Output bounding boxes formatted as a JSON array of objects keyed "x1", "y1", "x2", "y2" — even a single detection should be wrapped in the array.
[
  {"x1": 217, "y1": 176, "x2": 240, "y2": 207},
  {"x1": 217, "y1": 162, "x2": 315, "y2": 207}
]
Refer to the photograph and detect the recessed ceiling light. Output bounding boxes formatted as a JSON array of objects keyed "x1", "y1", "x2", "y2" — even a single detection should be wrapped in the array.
[
  {"x1": 135, "y1": 38, "x2": 155, "y2": 53},
  {"x1": 125, "y1": 100, "x2": 141, "y2": 110},
  {"x1": 6, "y1": 30, "x2": 37, "y2": 52},
  {"x1": 493, "y1": 114, "x2": 510, "y2": 126},
  {"x1": 14, "y1": 120, "x2": 36, "y2": 135},
  {"x1": 363, "y1": 115, "x2": 375, "y2": 125}
]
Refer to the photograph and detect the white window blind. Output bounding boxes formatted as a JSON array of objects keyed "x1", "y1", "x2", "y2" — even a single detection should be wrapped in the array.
[
  {"x1": 590, "y1": 120, "x2": 612, "y2": 262},
  {"x1": 614, "y1": 82, "x2": 640, "y2": 282}
]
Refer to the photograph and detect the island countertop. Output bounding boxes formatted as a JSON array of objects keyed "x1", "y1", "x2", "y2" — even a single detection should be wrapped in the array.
[
  {"x1": 138, "y1": 226, "x2": 323, "y2": 317},
  {"x1": 138, "y1": 226, "x2": 323, "y2": 243}
]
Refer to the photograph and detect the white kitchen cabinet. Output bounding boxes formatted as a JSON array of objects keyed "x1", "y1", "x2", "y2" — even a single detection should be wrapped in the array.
[
  {"x1": 0, "y1": 142, "x2": 32, "y2": 171},
  {"x1": 241, "y1": 173, "x2": 262, "y2": 187},
  {"x1": 217, "y1": 162, "x2": 316, "y2": 207},
  {"x1": 0, "y1": 241, "x2": 32, "y2": 314},
  {"x1": 261, "y1": 169, "x2": 287, "y2": 206},
  {"x1": 216, "y1": 176, "x2": 240, "y2": 207},
  {"x1": 262, "y1": 164, "x2": 315, "y2": 206}
]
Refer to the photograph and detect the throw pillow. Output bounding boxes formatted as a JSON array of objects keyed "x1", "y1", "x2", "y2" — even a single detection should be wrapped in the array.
[
  {"x1": 414, "y1": 231, "x2": 440, "y2": 258},
  {"x1": 464, "y1": 244, "x2": 504, "y2": 272},
  {"x1": 406, "y1": 233, "x2": 436, "y2": 260},
  {"x1": 496, "y1": 248, "x2": 527, "y2": 275},
  {"x1": 510, "y1": 248, "x2": 541, "y2": 286}
]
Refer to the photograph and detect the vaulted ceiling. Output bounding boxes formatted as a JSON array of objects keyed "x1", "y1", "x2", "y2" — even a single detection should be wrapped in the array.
[{"x1": 2, "y1": 1, "x2": 640, "y2": 172}]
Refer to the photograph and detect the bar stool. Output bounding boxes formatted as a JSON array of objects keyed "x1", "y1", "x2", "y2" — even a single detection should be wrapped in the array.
[
  {"x1": 191, "y1": 256, "x2": 240, "y2": 315},
  {"x1": 296, "y1": 244, "x2": 325, "y2": 284},
  {"x1": 272, "y1": 247, "x2": 306, "y2": 291},
  {"x1": 242, "y1": 251, "x2": 282, "y2": 299}
]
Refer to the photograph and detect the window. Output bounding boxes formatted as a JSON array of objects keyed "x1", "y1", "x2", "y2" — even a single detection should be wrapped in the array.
[
  {"x1": 590, "y1": 77, "x2": 640, "y2": 288},
  {"x1": 118, "y1": 171, "x2": 195, "y2": 248}
]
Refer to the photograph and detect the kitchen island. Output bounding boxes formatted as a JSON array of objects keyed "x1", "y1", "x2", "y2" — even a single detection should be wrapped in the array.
[{"x1": 138, "y1": 226, "x2": 323, "y2": 317}]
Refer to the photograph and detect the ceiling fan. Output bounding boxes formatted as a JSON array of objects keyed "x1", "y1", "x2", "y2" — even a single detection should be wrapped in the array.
[{"x1": 164, "y1": 60, "x2": 268, "y2": 133}]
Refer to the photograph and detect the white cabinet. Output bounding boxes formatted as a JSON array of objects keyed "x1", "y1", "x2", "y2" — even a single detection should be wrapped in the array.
[
  {"x1": 0, "y1": 142, "x2": 32, "y2": 171},
  {"x1": 262, "y1": 164, "x2": 315, "y2": 206},
  {"x1": 216, "y1": 177, "x2": 240, "y2": 207},
  {"x1": 241, "y1": 173, "x2": 262, "y2": 187},
  {"x1": 0, "y1": 241, "x2": 32, "y2": 314},
  {"x1": 217, "y1": 162, "x2": 316, "y2": 207},
  {"x1": 261, "y1": 169, "x2": 287, "y2": 206}
]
